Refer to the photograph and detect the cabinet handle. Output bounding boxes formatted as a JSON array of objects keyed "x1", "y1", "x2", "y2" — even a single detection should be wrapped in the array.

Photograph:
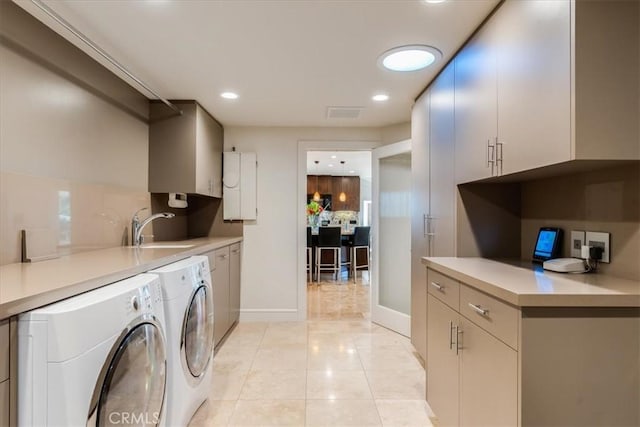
[
  {"x1": 430, "y1": 282, "x2": 444, "y2": 292},
  {"x1": 495, "y1": 139, "x2": 504, "y2": 176},
  {"x1": 486, "y1": 139, "x2": 495, "y2": 172},
  {"x1": 449, "y1": 321, "x2": 455, "y2": 350},
  {"x1": 455, "y1": 326, "x2": 462, "y2": 355},
  {"x1": 231, "y1": 249, "x2": 240, "y2": 254},
  {"x1": 468, "y1": 303, "x2": 489, "y2": 317},
  {"x1": 218, "y1": 254, "x2": 228, "y2": 260}
]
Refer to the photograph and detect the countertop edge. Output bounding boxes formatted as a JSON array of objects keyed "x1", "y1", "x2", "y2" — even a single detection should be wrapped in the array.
[
  {"x1": 0, "y1": 236, "x2": 243, "y2": 319},
  {"x1": 422, "y1": 257, "x2": 640, "y2": 308}
]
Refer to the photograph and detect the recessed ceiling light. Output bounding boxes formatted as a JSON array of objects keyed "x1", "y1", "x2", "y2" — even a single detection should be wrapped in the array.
[
  {"x1": 372, "y1": 94, "x2": 389, "y2": 102},
  {"x1": 378, "y1": 45, "x2": 442, "y2": 72},
  {"x1": 349, "y1": 170, "x2": 355, "y2": 174},
  {"x1": 328, "y1": 164, "x2": 334, "y2": 167},
  {"x1": 220, "y1": 92, "x2": 238, "y2": 99},
  {"x1": 331, "y1": 155, "x2": 337, "y2": 159},
  {"x1": 425, "y1": 0, "x2": 446, "y2": 3}
]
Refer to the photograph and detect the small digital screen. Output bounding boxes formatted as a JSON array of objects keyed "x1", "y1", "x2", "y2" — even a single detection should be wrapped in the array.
[{"x1": 534, "y1": 229, "x2": 558, "y2": 259}]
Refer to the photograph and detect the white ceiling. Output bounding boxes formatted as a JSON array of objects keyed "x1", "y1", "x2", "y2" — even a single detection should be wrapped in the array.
[
  {"x1": 307, "y1": 151, "x2": 372, "y2": 178},
  {"x1": 16, "y1": 0, "x2": 499, "y2": 128}
]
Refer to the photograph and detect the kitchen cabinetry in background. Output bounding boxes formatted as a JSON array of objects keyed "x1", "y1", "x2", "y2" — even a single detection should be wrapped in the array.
[
  {"x1": 331, "y1": 176, "x2": 360, "y2": 211},
  {"x1": 454, "y1": 0, "x2": 638, "y2": 183},
  {"x1": 149, "y1": 100, "x2": 223, "y2": 196},
  {"x1": 306, "y1": 175, "x2": 360, "y2": 211},
  {"x1": 410, "y1": 61, "x2": 456, "y2": 362},
  {"x1": 223, "y1": 152, "x2": 257, "y2": 220},
  {"x1": 205, "y1": 243, "x2": 241, "y2": 347}
]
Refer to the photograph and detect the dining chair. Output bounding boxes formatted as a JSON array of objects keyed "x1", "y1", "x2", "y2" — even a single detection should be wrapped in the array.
[
  {"x1": 315, "y1": 226, "x2": 342, "y2": 283},
  {"x1": 346, "y1": 226, "x2": 370, "y2": 282}
]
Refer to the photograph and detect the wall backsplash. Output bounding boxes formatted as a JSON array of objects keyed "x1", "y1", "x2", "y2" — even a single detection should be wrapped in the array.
[
  {"x1": 521, "y1": 163, "x2": 640, "y2": 280},
  {"x1": 0, "y1": 172, "x2": 150, "y2": 265}
]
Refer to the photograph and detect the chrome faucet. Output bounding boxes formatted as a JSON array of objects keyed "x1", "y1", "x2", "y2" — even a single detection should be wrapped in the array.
[{"x1": 131, "y1": 207, "x2": 175, "y2": 246}]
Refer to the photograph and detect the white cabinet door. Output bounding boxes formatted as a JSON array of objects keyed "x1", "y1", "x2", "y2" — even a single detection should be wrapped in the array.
[
  {"x1": 427, "y1": 296, "x2": 460, "y2": 427},
  {"x1": 410, "y1": 92, "x2": 430, "y2": 361},
  {"x1": 496, "y1": 0, "x2": 571, "y2": 175},
  {"x1": 429, "y1": 62, "x2": 456, "y2": 257},
  {"x1": 454, "y1": 22, "x2": 498, "y2": 184},
  {"x1": 459, "y1": 318, "x2": 518, "y2": 427}
]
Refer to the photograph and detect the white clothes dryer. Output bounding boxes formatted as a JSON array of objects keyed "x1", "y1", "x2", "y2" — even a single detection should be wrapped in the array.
[
  {"x1": 150, "y1": 256, "x2": 214, "y2": 427},
  {"x1": 18, "y1": 273, "x2": 167, "y2": 427}
]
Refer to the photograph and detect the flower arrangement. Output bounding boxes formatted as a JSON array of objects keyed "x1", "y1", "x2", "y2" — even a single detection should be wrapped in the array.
[{"x1": 306, "y1": 200, "x2": 324, "y2": 216}]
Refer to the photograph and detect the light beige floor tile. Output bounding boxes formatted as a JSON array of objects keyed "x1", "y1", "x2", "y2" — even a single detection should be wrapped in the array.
[
  {"x1": 357, "y1": 345, "x2": 424, "y2": 371},
  {"x1": 208, "y1": 370, "x2": 248, "y2": 401},
  {"x1": 308, "y1": 320, "x2": 374, "y2": 334},
  {"x1": 251, "y1": 345, "x2": 308, "y2": 371},
  {"x1": 228, "y1": 400, "x2": 305, "y2": 426},
  {"x1": 213, "y1": 346, "x2": 258, "y2": 374},
  {"x1": 239, "y1": 370, "x2": 306, "y2": 400},
  {"x1": 375, "y1": 400, "x2": 434, "y2": 427},
  {"x1": 188, "y1": 400, "x2": 236, "y2": 426},
  {"x1": 352, "y1": 332, "x2": 409, "y2": 348},
  {"x1": 308, "y1": 332, "x2": 356, "y2": 349},
  {"x1": 222, "y1": 329, "x2": 266, "y2": 349},
  {"x1": 306, "y1": 370, "x2": 373, "y2": 400},
  {"x1": 307, "y1": 344, "x2": 363, "y2": 371},
  {"x1": 365, "y1": 370, "x2": 425, "y2": 400},
  {"x1": 306, "y1": 399, "x2": 382, "y2": 426}
]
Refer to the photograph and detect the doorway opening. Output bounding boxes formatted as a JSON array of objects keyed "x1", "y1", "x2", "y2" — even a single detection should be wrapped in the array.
[{"x1": 305, "y1": 150, "x2": 372, "y2": 321}]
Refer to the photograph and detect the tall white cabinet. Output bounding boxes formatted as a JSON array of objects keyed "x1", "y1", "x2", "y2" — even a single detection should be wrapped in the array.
[{"x1": 410, "y1": 61, "x2": 456, "y2": 362}]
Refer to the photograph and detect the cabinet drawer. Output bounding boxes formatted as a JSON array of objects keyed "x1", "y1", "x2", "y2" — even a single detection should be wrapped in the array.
[
  {"x1": 0, "y1": 320, "x2": 8, "y2": 382},
  {"x1": 230, "y1": 243, "x2": 241, "y2": 255},
  {"x1": 427, "y1": 269, "x2": 460, "y2": 311},
  {"x1": 203, "y1": 250, "x2": 216, "y2": 272},
  {"x1": 460, "y1": 284, "x2": 519, "y2": 350}
]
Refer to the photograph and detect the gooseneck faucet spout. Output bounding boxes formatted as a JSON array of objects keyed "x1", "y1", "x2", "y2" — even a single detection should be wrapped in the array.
[{"x1": 131, "y1": 207, "x2": 175, "y2": 246}]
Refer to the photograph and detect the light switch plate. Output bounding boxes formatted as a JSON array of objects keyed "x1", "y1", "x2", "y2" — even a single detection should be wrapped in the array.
[
  {"x1": 586, "y1": 231, "x2": 610, "y2": 263},
  {"x1": 570, "y1": 230, "x2": 585, "y2": 258}
]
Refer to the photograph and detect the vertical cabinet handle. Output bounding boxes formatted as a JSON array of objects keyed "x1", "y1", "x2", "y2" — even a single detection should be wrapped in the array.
[
  {"x1": 455, "y1": 326, "x2": 462, "y2": 355},
  {"x1": 495, "y1": 139, "x2": 504, "y2": 176},
  {"x1": 449, "y1": 321, "x2": 454, "y2": 350},
  {"x1": 486, "y1": 139, "x2": 495, "y2": 175}
]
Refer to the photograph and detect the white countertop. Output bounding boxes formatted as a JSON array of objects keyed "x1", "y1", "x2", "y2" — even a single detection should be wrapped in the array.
[
  {"x1": 0, "y1": 236, "x2": 242, "y2": 319},
  {"x1": 422, "y1": 257, "x2": 640, "y2": 307}
]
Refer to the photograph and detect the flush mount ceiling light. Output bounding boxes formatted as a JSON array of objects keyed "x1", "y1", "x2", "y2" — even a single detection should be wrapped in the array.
[
  {"x1": 372, "y1": 94, "x2": 389, "y2": 102},
  {"x1": 378, "y1": 45, "x2": 442, "y2": 72},
  {"x1": 220, "y1": 92, "x2": 238, "y2": 99},
  {"x1": 425, "y1": 0, "x2": 446, "y2": 3}
]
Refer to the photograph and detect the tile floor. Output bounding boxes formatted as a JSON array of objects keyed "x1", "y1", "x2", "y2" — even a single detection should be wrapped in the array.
[{"x1": 189, "y1": 273, "x2": 434, "y2": 426}]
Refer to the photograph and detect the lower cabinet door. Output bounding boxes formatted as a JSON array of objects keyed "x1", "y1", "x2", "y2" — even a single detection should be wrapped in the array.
[
  {"x1": 427, "y1": 296, "x2": 460, "y2": 427},
  {"x1": 229, "y1": 244, "x2": 241, "y2": 324},
  {"x1": 459, "y1": 318, "x2": 518, "y2": 427},
  {"x1": 212, "y1": 247, "x2": 230, "y2": 346}
]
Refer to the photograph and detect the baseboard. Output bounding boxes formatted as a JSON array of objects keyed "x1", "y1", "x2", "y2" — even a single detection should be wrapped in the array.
[{"x1": 239, "y1": 308, "x2": 300, "y2": 322}]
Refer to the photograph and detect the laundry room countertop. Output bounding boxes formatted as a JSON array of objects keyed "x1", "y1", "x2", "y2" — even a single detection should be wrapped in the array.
[
  {"x1": 0, "y1": 236, "x2": 242, "y2": 319},
  {"x1": 422, "y1": 257, "x2": 640, "y2": 307}
]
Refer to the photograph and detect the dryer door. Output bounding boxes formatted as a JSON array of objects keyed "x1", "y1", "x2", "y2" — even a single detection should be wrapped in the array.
[
  {"x1": 182, "y1": 283, "x2": 214, "y2": 380},
  {"x1": 88, "y1": 316, "x2": 166, "y2": 426}
]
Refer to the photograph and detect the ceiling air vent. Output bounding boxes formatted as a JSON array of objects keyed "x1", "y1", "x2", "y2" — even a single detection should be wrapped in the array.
[{"x1": 326, "y1": 106, "x2": 364, "y2": 119}]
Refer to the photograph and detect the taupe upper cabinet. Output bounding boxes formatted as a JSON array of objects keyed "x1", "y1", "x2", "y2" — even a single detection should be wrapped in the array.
[
  {"x1": 455, "y1": 0, "x2": 639, "y2": 184},
  {"x1": 149, "y1": 101, "x2": 223, "y2": 197}
]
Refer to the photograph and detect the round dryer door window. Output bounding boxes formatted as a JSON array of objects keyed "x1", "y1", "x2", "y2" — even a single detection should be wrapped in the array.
[
  {"x1": 183, "y1": 284, "x2": 214, "y2": 378},
  {"x1": 89, "y1": 320, "x2": 166, "y2": 426}
]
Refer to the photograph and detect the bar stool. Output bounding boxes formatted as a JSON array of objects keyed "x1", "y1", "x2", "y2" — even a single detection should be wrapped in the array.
[
  {"x1": 306, "y1": 227, "x2": 314, "y2": 282},
  {"x1": 346, "y1": 226, "x2": 370, "y2": 282},
  {"x1": 315, "y1": 226, "x2": 342, "y2": 283}
]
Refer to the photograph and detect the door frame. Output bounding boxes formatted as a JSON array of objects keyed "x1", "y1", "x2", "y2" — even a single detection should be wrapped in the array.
[
  {"x1": 371, "y1": 139, "x2": 412, "y2": 335},
  {"x1": 296, "y1": 140, "x2": 381, "y2": 321}
]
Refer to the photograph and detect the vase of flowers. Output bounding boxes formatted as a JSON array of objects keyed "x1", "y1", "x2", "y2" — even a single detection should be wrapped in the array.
[{"x1": 306, "y1": 201, "x2": 323, "y2": 230}]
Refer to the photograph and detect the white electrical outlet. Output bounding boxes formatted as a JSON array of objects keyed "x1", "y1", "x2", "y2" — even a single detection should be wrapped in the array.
[
  {"x1": 570, "y1": 230, "x2": 585, "y2": 258},
  {"x1": 585, "y1": 231, "x2": 610, "y2": 263}
]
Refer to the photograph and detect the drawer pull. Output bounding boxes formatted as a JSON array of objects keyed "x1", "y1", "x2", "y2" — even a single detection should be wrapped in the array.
[
  {"x1": 431, "y1": 282, "x2": 444, "y2": 291},
  {"x1": 218, "y1": 254, "x2": 228, "y2": 260},
  {"x1": 449, "y1": 321, "x2": 455, "y2": 350},
  {"x1": 231, "y1": 249, "x2": 240, "y2": 254},
  {"x1": 468, "y1": 303, "x2": 489, "y2": 317}
]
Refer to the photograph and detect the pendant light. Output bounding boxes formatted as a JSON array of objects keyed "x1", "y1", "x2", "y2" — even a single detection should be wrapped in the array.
[
  {"x1": 339, "y1": 161, "x2": 347, "y2": 202},
  {"x1": 313, "y1": 160, "x2": 321, "y2": 202}
]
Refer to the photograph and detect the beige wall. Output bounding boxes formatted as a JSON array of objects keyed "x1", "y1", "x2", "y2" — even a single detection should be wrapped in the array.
[
  {"x1": 225, "y1": 126, "x2": 385, "y2": 320},
  {"x1": 0, "y1": 2, "x2": 149, "y2": 265},
  {"x1": 521, "y1": 163, "x2": 640, "y2": 280}
]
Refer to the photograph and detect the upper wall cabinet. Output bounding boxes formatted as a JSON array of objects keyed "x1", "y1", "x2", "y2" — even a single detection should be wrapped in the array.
[
  {"x1": 455, "y1": 0, "x2": 639, "y2": 184},
  {"x1": 149, "y1": 101, "x2": 223, "y2": 197}
]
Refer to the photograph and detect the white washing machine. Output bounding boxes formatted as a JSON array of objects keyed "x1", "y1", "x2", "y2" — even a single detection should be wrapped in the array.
[
  {"x1": 18, "y1": 274, "x2": 167, "y2": 427},
  {"x1": 150, "y1": 256, "x2": 214, "y2": 427}
]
